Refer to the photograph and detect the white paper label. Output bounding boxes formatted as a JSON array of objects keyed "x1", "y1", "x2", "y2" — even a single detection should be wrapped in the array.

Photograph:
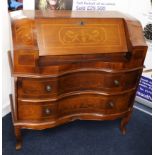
[
  {"x1": 23, "y1": 0, "x2": 35, "y2": 10},
  {"x1": 72, "y1": 0, "x2": 119, "y2": 11}
]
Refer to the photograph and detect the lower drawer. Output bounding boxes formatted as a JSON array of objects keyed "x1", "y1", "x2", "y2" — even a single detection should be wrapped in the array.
[
  {"x1": 18, "y1": 101, "x2": 57, "y2": 121},
  {"x1": 17, "y1": 91, "x2": 135, "y2": 121},
  {"x1": 57, "y1": 91, "x2": 135, "y2": 116}
]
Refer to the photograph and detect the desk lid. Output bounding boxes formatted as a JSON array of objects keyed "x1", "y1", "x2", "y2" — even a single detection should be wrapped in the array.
[
  {"x1": 36, "y1": 18, "x2": 127, "y2": 56},
  {"x1": 10, "y1": 10, "x2": 147, "y2": 56}
]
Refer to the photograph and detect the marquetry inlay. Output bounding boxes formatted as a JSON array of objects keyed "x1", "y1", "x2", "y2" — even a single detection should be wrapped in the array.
[
  {"x1": 59, "y1": 27, "x2": 106, "y2": 44},
  {"x1": 36, "y1": 19, "x2": 128, "y2": 55},
  {"x1": 13, "y1": 20, "x2": 35, "y2": 46}
]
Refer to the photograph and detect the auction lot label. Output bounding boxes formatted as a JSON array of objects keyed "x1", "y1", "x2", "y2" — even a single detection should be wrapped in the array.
[{"x1": 72, "y1": 0, "x2": 118, "y2": 11}]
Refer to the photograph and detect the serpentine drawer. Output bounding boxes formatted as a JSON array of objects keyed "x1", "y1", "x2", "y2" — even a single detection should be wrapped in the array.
[
  {"x1": 18, "y1": 70, "x2": 141, "y2": 99},
  {"x1": 18, "y1": 91, "x2": 134, "y2": 121}
]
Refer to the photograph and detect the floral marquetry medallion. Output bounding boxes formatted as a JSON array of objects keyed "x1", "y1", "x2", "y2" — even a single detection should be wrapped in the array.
[
  {"x1": 60, "y1": 28, "x2": 106, "y2": 44},
  {"x1": 12, "y1": 20, "x2": 37, "y2": 47}
]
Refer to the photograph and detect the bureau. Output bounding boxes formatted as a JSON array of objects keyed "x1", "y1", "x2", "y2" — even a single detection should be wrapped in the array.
[{"x1": 8, "y1": 10, "x2": 147, "y2": 150}]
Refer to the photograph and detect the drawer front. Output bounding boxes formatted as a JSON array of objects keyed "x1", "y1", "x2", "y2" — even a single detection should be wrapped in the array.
[
  {"x1": 18, "y1": 70, "x2": 140, "y2": 99},
  {"x1": 58, "y1": 91, "x2": 135, "y2": 116},
  {"x1": 58, "y1": 70, "x2": 141, "y2": 94},
  {"x1": 18, "y1": 78, "x2": 57, "y2": 99},
  {"x1": 18, "y1": 91, "x2": 135, "y2": 120},
  {"x1": 14, "y1": 50, "x2": 38, "y2": 74},
  {"x1": 18, "y1": 101, "x2": 57, "y2": 121},
  {"x1": 39, "y1": 50, "x2": 146, "y2": 75}
]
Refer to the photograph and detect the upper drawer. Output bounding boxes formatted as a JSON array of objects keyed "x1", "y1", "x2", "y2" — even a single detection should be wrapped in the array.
[
  {"x1": 17, "y1": 70, "x2": 141, "y2": 99},
  {"x1": 36, "y1": 18, "x2": 128, "y2": 56},
  {"x1": 57, "y1": 70, "x2": 141, "y2": 94},
  {"x1": 18, "y1": 77, "x2": 57, "y2": 99}
]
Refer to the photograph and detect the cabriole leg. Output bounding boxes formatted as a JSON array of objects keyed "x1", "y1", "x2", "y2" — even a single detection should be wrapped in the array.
[
  {"x1": 14, "y1": 126, "x2": 22, "y2": 150},
  {"x1": 120, "y1": 112, "x2": 132, "y2": 135}
]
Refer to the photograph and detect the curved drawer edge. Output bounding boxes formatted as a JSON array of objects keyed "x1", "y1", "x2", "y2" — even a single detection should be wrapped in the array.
[
  {"x1": 14, "y1": 110, "x2": 131, "y2": 130},
  {"x1": 12, "y1": 67, "x2": 143, "y2": 78},
  {"x1": 18, "y1": 88, "x2": 136, "y2": 102}
]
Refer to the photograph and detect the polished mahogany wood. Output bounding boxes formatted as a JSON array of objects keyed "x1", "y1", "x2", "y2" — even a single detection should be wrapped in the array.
[
  {"x1": 17, "y1": 70, "x2": 141, "y2": 99},
  {"x1": 9, "y1": 10, "x2": 147, "y2": 150},
  {"x1": 36, "y1": 18, "x2": 128, "y2": 55}
]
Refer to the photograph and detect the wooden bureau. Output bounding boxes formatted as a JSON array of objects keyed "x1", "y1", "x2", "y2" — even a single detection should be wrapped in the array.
[{"x1": 8, "y1": 10, "x2": 147, "y2": 150}]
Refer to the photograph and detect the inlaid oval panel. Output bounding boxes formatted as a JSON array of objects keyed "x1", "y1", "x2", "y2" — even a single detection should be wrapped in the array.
[{"x1": 59, "y1": 27, "x2": 106, "y2": 44}]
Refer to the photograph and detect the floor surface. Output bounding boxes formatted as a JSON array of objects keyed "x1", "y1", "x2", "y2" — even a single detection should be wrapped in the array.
[{"x1": 2, "y1": 109, "x2": 152, "y2": 155}]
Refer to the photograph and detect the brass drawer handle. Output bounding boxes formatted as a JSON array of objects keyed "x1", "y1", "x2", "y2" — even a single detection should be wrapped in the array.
[
  {"x1": 80, "y1": 21, "x2": 85, "y2": 26},
  {"x1": 45, "y1": 85, "x2": 52, "y2": 92},
  {"x1": 109, "y1": 101, "x2": 114, "y2": 108},
  {"x1": 114, "y1": 80, "x2": 120, "y2": 86},
  {"x1": 123, "y1": 52, "x2": 132, "y2": 60},
  {"x1": 44, "y1": 108, "x2": 51, "y2": 115}
]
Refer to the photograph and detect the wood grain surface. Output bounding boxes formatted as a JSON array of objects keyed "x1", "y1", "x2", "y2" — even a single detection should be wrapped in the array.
[{"x1": 9, "y1": 10, "x2": 147, "y2": 150}]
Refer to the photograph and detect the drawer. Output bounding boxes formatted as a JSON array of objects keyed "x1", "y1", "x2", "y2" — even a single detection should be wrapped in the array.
[
  {"x1": 18, "y1": 70, "x2": 141, "y2": 99},
  {"x1": 39, "y1": 50, "x2": 146, "y2": 75},
  {"x1": 18, "y1": 91, "x2": 135, "y2": 120},
  {"x1": 18, "y1": 78, "x2": 57, "y2": 99},
  {"x1": 18, "y1": 101, "x2": 57, "y2": 121},
  {"x1": 58, "y1": 91, "x2": 135, "y2": 116},
  {"x1": 58, "y1": 70, "x2": 141, "y2": 94}
]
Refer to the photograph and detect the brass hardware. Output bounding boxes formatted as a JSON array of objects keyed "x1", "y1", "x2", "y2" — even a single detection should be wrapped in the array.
[
  {"x1": 109, "y1": 102, "x2": 114, "y2": 108},
  {"x1": 114, "y1": 80, "x2": 119, "y2": 86},
  {"x1": 80, "y1": 21, "x2": 85, "y2": 26},
  {"x1": 45, "y1": 108, "x2": 51, "y2": 115},
  {"x1": 45, "y1": 85, "x2": 52, "y2": 92},
  {"x1": 123, "y1": 52, "x2": 132, "y2": 60}
]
